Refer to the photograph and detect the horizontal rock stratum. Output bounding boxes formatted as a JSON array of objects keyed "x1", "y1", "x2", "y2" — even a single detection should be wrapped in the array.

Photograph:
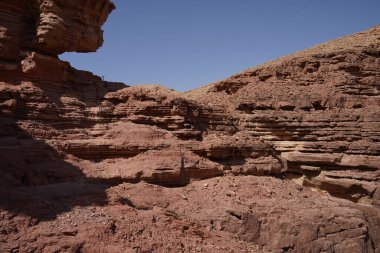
[
  {"x1": 0, "y1": 1, "x2": 379, "y2": 253},
  {"x1": 186, "y1": 26, "x2": 380, "y2": 207}
]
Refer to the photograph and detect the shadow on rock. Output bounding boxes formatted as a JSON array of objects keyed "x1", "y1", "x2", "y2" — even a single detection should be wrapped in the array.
[{"x1": 0, "y1": 118, "x2": 110, "y2": 221}]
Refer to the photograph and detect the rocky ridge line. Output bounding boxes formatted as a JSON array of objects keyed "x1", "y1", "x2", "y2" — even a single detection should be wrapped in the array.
[{"x1": 186, "y1": 25, "x2": 380, "y2": 206}]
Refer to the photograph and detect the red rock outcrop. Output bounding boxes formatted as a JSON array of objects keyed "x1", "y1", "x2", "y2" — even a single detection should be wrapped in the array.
[
  {"x1": 0, "y1": 0, "x2": 115, "y2": 69},
  {"x1": 186, "y1": 25, "x2": 380, "y2": 207},
  {"x1": 0, "y1": 1, "x2": 380, "y2": 252}
]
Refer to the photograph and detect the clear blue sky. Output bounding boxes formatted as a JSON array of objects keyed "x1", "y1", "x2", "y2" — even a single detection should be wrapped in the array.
[{"x1": 60, "y1": 0, "x2": 380, "y2": 91}]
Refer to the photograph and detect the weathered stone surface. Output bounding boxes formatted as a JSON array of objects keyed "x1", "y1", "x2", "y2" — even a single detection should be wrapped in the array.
[
  {"x1": 0, "y1": 0, "x2": 115, "y2": 68},
  {"x1": 35, "y1": 0, "x2": 115, "y2": 54},
  {"x1": 186, "y1": 25, "x2": 380, "y2": 207},
  {"x1": 0, "y1": 1, "x2": 379, "y2": 252},
  {"x1": 93, "y1": 148, "x2": 224, "y2": 185}
]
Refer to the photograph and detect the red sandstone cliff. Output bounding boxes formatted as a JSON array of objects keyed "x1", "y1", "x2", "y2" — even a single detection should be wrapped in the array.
[{"x1": 0, "y1": 1, "x2": 379, "y2": 253}]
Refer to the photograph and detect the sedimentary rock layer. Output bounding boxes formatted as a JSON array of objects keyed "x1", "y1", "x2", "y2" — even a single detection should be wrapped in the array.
[
  {"x1": 0, "y1": 1, "x2": 379, "y2": 252},
  {"x1": 0, "y1": 0, "x2": 115, "y2": 70},
  {"x1": 186, "y1": 25, "x2": 380, "y2": 206}
]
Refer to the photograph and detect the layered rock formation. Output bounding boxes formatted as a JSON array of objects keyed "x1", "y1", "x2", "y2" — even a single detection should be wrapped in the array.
[
  {"x1": 0, "y1": 0, "x2": 115, "y2": 69},
  {"x1": 0, "y1": 1, "x2": 379, "y2": 252},
  {"x1": 186, "y1": 26, "x2": 380, "y2": 207}
]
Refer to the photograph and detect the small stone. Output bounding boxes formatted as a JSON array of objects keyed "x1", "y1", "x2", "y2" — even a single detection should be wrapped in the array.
[{"x1": 226, "y1": 190, "x2": 236, "y2": 197}]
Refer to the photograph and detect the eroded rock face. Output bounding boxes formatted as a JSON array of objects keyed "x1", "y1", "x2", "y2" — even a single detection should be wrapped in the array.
[
  {"x1": 186, "y1": 25, "x2": 380, "y2": 207},
  {"x1": 0, "y1": 1, "x2": 379, "y2": 252},
  {"x1": 35, "y1": 0, "x2": 115, "y2": 54},
  {"x1": 0, "y1": 0, "x2": 115, "y2": 69}
]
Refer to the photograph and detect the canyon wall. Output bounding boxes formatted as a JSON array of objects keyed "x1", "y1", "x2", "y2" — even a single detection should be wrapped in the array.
[
  {"x1": 186, "y1": 26, "x2": 380, "y2": 206},
  {"x1": 0, "y1": 1, "x2": 379, "y2": 252}
]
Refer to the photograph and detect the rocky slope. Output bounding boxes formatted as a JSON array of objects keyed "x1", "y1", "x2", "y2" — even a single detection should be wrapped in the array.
[
  {"x1": 186, "y1": 25, "x2": 380, "y2": 207},
  {"x1": 0, "y1": 1, "x2": 379, "y2": 253}
]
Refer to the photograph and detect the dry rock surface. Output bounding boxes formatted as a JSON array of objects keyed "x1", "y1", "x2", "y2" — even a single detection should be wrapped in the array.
[{"x1": 0, "y1": 1, "x2": 379, "y2": 252}]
